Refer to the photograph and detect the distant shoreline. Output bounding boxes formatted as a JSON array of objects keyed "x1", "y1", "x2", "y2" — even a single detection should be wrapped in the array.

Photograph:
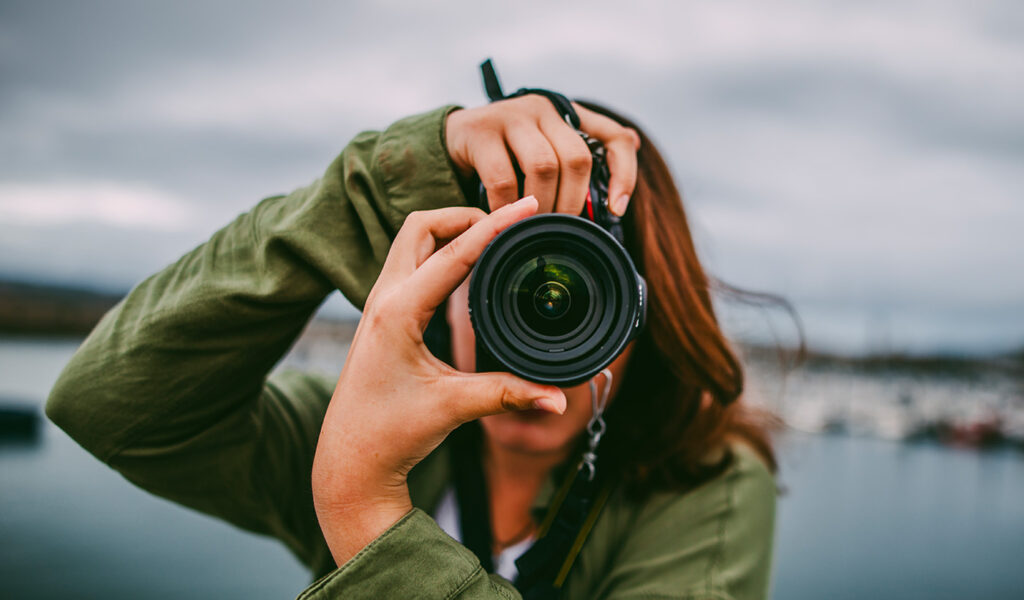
[
  {"x1": 0, "y1": 280, "x2": 124, "y2": 338},
  {"x1": 0, "y1": 278, "x2": 365, "y2": 341},
  {"x1": 1, "y1": 278, "x2": 1020, "y2": 377}
]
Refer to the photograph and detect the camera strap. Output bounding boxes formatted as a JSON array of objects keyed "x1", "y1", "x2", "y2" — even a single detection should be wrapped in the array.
[
  {"x1": 480, "y1": 58, "x2": 581, "y2": 130},
  {"x1": 449, "y1": 413, "x2": 613, "y2": 598},
  {"x1": 513, "y1": 464, "x2": 612, "y2": 599}
]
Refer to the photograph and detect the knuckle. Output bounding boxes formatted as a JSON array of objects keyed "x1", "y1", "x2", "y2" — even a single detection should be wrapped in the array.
[
  {"x1": 439, "y1": 237, "x2": 476, "y2": 270},
  {"x1": 469, "y1": 111, "x2": 494, "y2": 132},
  {"x1": 363, "y1": 303, "x2": 396, "y2": 333},
  {"x1": 469, "y1": 105, "x2": 500, "y2": 130},
  {"x1": 527, "y1": 155, "x2": 559, "y2": 179},
  {"x1": 487, "y1": 220, "x2": 507, "y2": 239},
  {"x1": 365, "y1": 308, "x2": 388, "y2": 332},
  {"x1": 403, "y1": 210, "x2": 427, "y2": 230},
  {"x1": 368, "y1": 289, "x2": 402, "y2": 318},
  {"x1": 518, "y1": 94, "x2": 548, "y2": 114},
  {"x1": 624, "y1": 127, "x2": 641, "y2": 149},
  {"x1": 565, "y1": 148, "x2": 593, "y2": 174},
  {"x1": 439, "y1": 236, "x2": 461, "y2": 259},
  {"x1": 489, "y1": 176, "x2": 518, "y2": 197},
  {"x1": 499, "y1": 387, "x2": 521, "y2": 413},
  {"x1": 503, "y1": 116, "x2": 533, "y2": 133}
]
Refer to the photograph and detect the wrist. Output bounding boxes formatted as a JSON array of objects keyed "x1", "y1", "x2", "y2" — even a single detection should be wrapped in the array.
[{"x1": 314, "y1": 486, "x2": 413, "y2": 566}]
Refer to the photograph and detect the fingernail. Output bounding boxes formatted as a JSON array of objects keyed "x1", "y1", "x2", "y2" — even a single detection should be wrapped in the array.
[
  {"x1": 532, "y1": 396, "x2": 564, "y2": 414},
  {"x1": 613, "y1": 194, "x2": 630, "y2": 216}
]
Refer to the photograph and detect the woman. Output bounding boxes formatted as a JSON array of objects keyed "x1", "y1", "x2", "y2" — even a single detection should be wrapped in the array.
[{"x1": 48, "y1": 95, "x2": 777, "y2": 599}]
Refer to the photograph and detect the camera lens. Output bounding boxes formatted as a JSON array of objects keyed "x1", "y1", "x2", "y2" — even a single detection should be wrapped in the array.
[
  {"x1": 514, "y1": 258, "x2": 589, "y2": 337},
  {"x1": 469, "y1": 214, "x2": 646, "y2": 387}
]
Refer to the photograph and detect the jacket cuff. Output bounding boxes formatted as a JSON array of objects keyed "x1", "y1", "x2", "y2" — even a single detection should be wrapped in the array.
[
  {"x1": 375, "y1": 105, "x2": 469, "y2": 229},
  {"x1": 296, "y1": 509, "x2": 485, "y2": 599}
]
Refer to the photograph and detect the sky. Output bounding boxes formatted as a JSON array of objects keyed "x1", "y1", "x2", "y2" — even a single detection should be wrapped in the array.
[{"x1": 1, "y1": 0, "x2": 1021, "y2": 355}]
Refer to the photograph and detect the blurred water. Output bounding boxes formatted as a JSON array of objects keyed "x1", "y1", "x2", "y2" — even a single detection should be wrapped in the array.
[
  {"x1": 0, "y1": 339, "x2": 311, "y2": 599},
  {"x1": 1, "y1": 338, "x2": 1023, "y2": 599},
  {"x1": 774, "y1": 434, "x2": 1024, "y2": 599}
]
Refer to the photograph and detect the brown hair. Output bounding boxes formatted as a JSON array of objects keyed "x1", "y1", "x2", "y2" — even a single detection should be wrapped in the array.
[{"x1": 577, "y1": 101, "x2": 780, "y2": 499}]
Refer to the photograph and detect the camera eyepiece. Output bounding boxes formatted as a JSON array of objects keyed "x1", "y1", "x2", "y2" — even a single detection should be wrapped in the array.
[{"x1": 469, "y1": 213, "x2": 646, "y2": 387}]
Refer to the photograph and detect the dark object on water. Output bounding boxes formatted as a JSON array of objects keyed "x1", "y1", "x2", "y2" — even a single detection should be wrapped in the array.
[
  {"x1": 0, "y1": 403, "x2": 40, "y2": 442},
  {"x1": 934, "y1": 416, "x2": 1005, "y2": 449}
]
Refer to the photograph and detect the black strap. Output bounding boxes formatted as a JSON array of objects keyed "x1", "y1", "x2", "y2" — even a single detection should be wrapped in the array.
[
  {"x1": 479, "y1": 58, "x2": 581, "y2": 130},
  {"x1": 449, "y1": 421, "x2": 611, "y2": 599},
  {"x1": 480, "y1": 59, "x2": 506, "y2": 104},
  {"x1": 513, "y1": 472, "x2": 601, "y2": 599},
  {"x1": 449, "y1": 423, "x2": 496, "y2": 573}
]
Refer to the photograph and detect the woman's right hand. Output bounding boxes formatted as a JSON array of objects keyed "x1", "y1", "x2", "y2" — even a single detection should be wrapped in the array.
[
  {"x1": 311, "y1": 197, "x2": 566, "y2": 567},
  {"x1": 445, "y1": 95, "x2": 641, "y2": 217}
]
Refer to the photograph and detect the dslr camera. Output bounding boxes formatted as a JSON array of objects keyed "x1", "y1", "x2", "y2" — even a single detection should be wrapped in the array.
[{"x1": 469, "y1": 97, "x2": 647, "y2": 387}]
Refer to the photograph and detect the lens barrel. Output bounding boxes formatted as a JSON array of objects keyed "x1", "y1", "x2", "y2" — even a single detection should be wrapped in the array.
[{"x1": 469, "y1": 214, "x2": 646, "y2": 387}]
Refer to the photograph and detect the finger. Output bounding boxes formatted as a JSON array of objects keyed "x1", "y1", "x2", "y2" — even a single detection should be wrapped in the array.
[
  {"x1": 505, "y1": 124, "x2": 558, "y2": 213},
  {"x1": 539, "y1": 115, "x2": 592, "y2": 216},
  {"x1": 378, "y1": 207, "x2": 487, "y2": 286},
  {"x1": 602, "y1": 134, "x2": 639, "y2": 217},
  {"x1": 404, "y1": 196, "x2": 539, "y2": 321},
  {"x1": 576, "y1": 105, "x2": 641, "y2": 216},
  {"x1": 470, "y1": 133, "x2": 520, "y2": 210},
  {"x1": 443, "y1": 371, "x2": 566, "y2": 422}
]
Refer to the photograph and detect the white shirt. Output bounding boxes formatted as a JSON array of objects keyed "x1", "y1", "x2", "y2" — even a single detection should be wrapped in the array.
[{"x1": 433, "y1": 486, "x2": 534, "y2": 582}]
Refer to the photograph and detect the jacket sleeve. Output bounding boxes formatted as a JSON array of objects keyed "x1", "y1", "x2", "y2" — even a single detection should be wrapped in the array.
[
  {"x1": 295, "y1": 445, "x2": 776, "y2": 600},
  {"x1": 45, "y1": 105, "x2": 468, "y2": 569},
  {"x1": 296, "y1": 509, "x2": 522, "y2": 600}
]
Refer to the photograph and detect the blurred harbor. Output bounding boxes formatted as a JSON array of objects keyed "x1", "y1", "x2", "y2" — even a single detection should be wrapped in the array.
[
  {"x1": 1, "y1": 282, "x2": 1023, "y2": 599},
  {"x1": 282, "y1": 316, "x2": 1024, "y2": 452},
  {"x1": 2, "y1": 277, "x2": 1022, "y2": 453},
  {"x1": 743, "y1": 347, "x2": 1024, "y2": 449}
]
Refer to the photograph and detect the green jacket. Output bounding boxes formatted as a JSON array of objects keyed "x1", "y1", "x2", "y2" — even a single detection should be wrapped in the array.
[{"x1": 47, "y1": 106, "x2": 776, "y2": 600}]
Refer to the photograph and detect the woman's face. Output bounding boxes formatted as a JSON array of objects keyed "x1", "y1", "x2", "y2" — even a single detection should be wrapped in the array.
[{"x1": 446, "y1": 280, "x2": 632, "y2": 457}]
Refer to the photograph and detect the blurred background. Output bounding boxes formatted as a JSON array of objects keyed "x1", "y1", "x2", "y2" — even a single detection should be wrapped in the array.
[{"x1": 1, "y1": 1, "x2": 1022, "y2": 598}]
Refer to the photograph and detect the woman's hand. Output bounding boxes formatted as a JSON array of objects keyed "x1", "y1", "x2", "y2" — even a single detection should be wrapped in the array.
[
  {"x1": 311, "y1": 197, "x2": 566, "y2": 567},
  {"x1": 445, "y1": 95, "x2": 641, "y2": 217}
]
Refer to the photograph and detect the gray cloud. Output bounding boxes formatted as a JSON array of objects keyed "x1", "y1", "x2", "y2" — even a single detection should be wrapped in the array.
[{"x1": 1, "y1": 0, "x2": 1021, "y2": 354}]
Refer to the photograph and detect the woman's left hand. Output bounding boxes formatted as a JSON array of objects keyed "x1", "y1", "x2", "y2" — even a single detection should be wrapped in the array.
[{"x1": 311, "y1": 196, "x2": 566, "y2": 567}]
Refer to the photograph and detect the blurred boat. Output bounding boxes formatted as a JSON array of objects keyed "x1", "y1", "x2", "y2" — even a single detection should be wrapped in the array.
[
  {"x1": 932, "y1": 415, "x2": 1005, "y2": 449},
  {"x1": 0, "y1": 402, "x2": 39, "y2": 443},
  {"x1": 785, "y1": 401, "x2": 845, "y2": 434}
]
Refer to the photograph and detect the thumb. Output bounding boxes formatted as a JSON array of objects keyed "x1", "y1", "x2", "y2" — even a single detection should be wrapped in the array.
[{"x1": 448, "y1": 372, "x2": 566, "y2": 421}]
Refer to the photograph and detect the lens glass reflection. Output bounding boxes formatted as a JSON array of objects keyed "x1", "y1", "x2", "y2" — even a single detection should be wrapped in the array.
[
  {"x1": 534, "y1": 281, "x2": 571, "y2": 319},
  {"x1": 512, "y1": 256, "x2": 591, "y2": 338}
]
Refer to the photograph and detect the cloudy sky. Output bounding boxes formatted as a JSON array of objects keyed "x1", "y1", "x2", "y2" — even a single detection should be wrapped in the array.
[{"x1": 1, "y1": 1, "x2": 1021, "y2": 355}]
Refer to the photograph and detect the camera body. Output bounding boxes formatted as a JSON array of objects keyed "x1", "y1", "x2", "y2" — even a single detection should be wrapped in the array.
[{"x1": 469, "y1": 134, "x2": 647, "y2": 387}]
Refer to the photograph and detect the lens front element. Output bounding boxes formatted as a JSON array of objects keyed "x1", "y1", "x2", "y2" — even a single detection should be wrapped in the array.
[
  {"x1": 533, "y1": 280, "x2": 570, "y2": 320},
  {"x1": 514, "y1": 258, "x2": 590, "y2": 338},
  {"x1": 469, "y1": 214, "x2": 645, "y2": 387}
]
